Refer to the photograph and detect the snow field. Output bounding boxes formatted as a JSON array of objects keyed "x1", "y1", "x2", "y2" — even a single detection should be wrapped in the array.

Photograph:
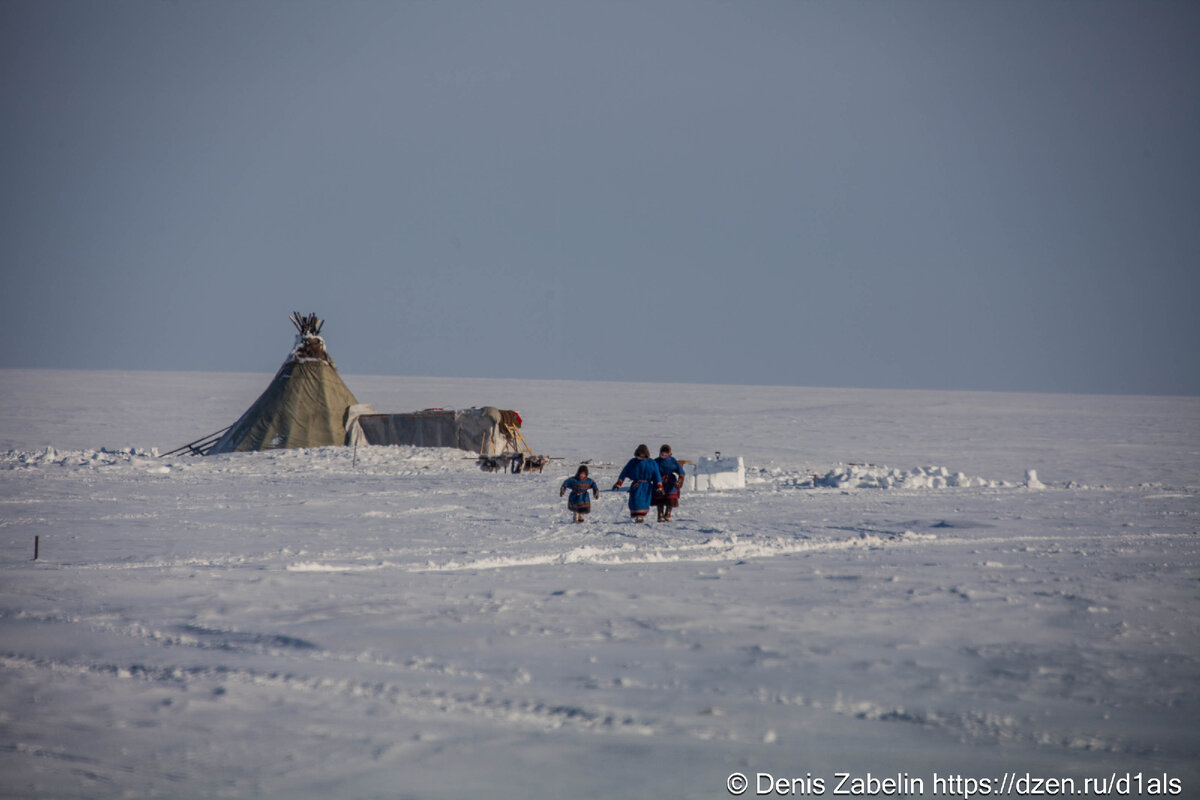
[{"x1": 0, "y1": 371, "x2": 1198, "y2": 798}]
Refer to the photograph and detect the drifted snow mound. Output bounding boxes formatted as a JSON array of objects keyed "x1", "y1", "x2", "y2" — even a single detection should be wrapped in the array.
[
  {"x1": 815, "y1": 464, "x2": 1005, "y2": 490},
  {"x1": 1, "y1": 446, "x2": 162, "y2": 470},
  {"x1": 1, "y1": 443, "x2": 473, "y2": 477},
  {"x1": 749, "y1": 463, "x2": 1009, "y2": 490}
]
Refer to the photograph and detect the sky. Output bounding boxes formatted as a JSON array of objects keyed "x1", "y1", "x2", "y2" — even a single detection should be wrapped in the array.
[{"x1": 2, "y1": 0, "x2": 1197, "y2": 395}]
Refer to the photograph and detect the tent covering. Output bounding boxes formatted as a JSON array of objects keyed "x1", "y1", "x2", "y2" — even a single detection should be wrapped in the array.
[
  {"x1": 207, "y1": 315, "x2": 360, "y2": 454},
  {"x1": 349, "y1": 406, "x2": 513, "y2": 456}
]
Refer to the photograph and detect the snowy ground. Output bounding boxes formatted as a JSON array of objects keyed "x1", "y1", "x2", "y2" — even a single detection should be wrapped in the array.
[{"x1": 1, "y1": 369, "x2": 1198, "y2": 799}]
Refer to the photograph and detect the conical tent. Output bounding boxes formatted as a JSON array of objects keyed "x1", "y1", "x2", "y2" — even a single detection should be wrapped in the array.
[{"x1": 207, "y1": 313, "x2": 360, "y2": 454}]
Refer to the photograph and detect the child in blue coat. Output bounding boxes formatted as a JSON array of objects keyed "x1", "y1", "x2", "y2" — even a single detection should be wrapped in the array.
[
  {"x1": 612, "y1": 444, "x2": 663, "y2": 523},
  {"x1": 561, "y1": 465, "x2": 599, "y2": 523}
]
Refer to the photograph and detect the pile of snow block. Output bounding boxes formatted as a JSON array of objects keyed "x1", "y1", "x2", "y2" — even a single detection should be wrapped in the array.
[
  {"x1": 814, "y1": 464, "x2": 1000, "y2": 490},
  {"x1": 685, "y1": 456, "x2": 745, "y2": 491}
]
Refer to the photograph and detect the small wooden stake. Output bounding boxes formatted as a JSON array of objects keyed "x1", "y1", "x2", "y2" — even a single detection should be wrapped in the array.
[{"x1": 34, "y1": 536, "x2": 39, "y2": 561}]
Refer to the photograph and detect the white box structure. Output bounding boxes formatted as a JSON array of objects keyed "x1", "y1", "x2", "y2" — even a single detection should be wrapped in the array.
[{"x1": 685, "y1": 456, "x2": 745, "y2": 491}]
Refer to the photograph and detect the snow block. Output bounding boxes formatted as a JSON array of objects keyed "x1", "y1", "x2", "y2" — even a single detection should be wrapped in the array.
[{"x1": 685, "y1": 456, "x2": 745, "y2": 491}]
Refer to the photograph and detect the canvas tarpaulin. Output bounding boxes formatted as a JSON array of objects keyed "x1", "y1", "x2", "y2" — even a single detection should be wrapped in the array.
[{"x1": 352, "y1": 406, "x2": 510, "y2": 456}]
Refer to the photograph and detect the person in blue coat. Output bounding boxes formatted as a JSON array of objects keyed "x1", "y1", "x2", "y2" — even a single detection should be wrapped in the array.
[
  {"x1": 560, "y1": 465, "x2": 599, "y2": 523},
  {"x1": 612, "y1": 444, "x2": 662, "y2": 523},
  {"x1": 652, "y1": 444, "x2": 685, "y2": 522}
]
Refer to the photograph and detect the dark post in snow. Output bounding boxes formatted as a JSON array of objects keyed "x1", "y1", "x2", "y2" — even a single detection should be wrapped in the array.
[{"x1": 33, "y1": 536, "x2": 39, "y2": 561}]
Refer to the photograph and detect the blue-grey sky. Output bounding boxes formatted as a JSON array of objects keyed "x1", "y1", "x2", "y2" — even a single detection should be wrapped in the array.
[{"x1": 3, "y1": 0, "x2": 1197, "y2": 395}]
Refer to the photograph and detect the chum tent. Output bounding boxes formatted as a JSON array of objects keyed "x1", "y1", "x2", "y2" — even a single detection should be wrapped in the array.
[{"x1": 206, "y1": 313, "x2": 360, "y2": 454}]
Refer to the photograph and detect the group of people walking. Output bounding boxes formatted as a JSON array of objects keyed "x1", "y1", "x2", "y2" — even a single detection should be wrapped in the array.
[{"x1": 559, "y1": 444, "x2": 686, "y2": 524}]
